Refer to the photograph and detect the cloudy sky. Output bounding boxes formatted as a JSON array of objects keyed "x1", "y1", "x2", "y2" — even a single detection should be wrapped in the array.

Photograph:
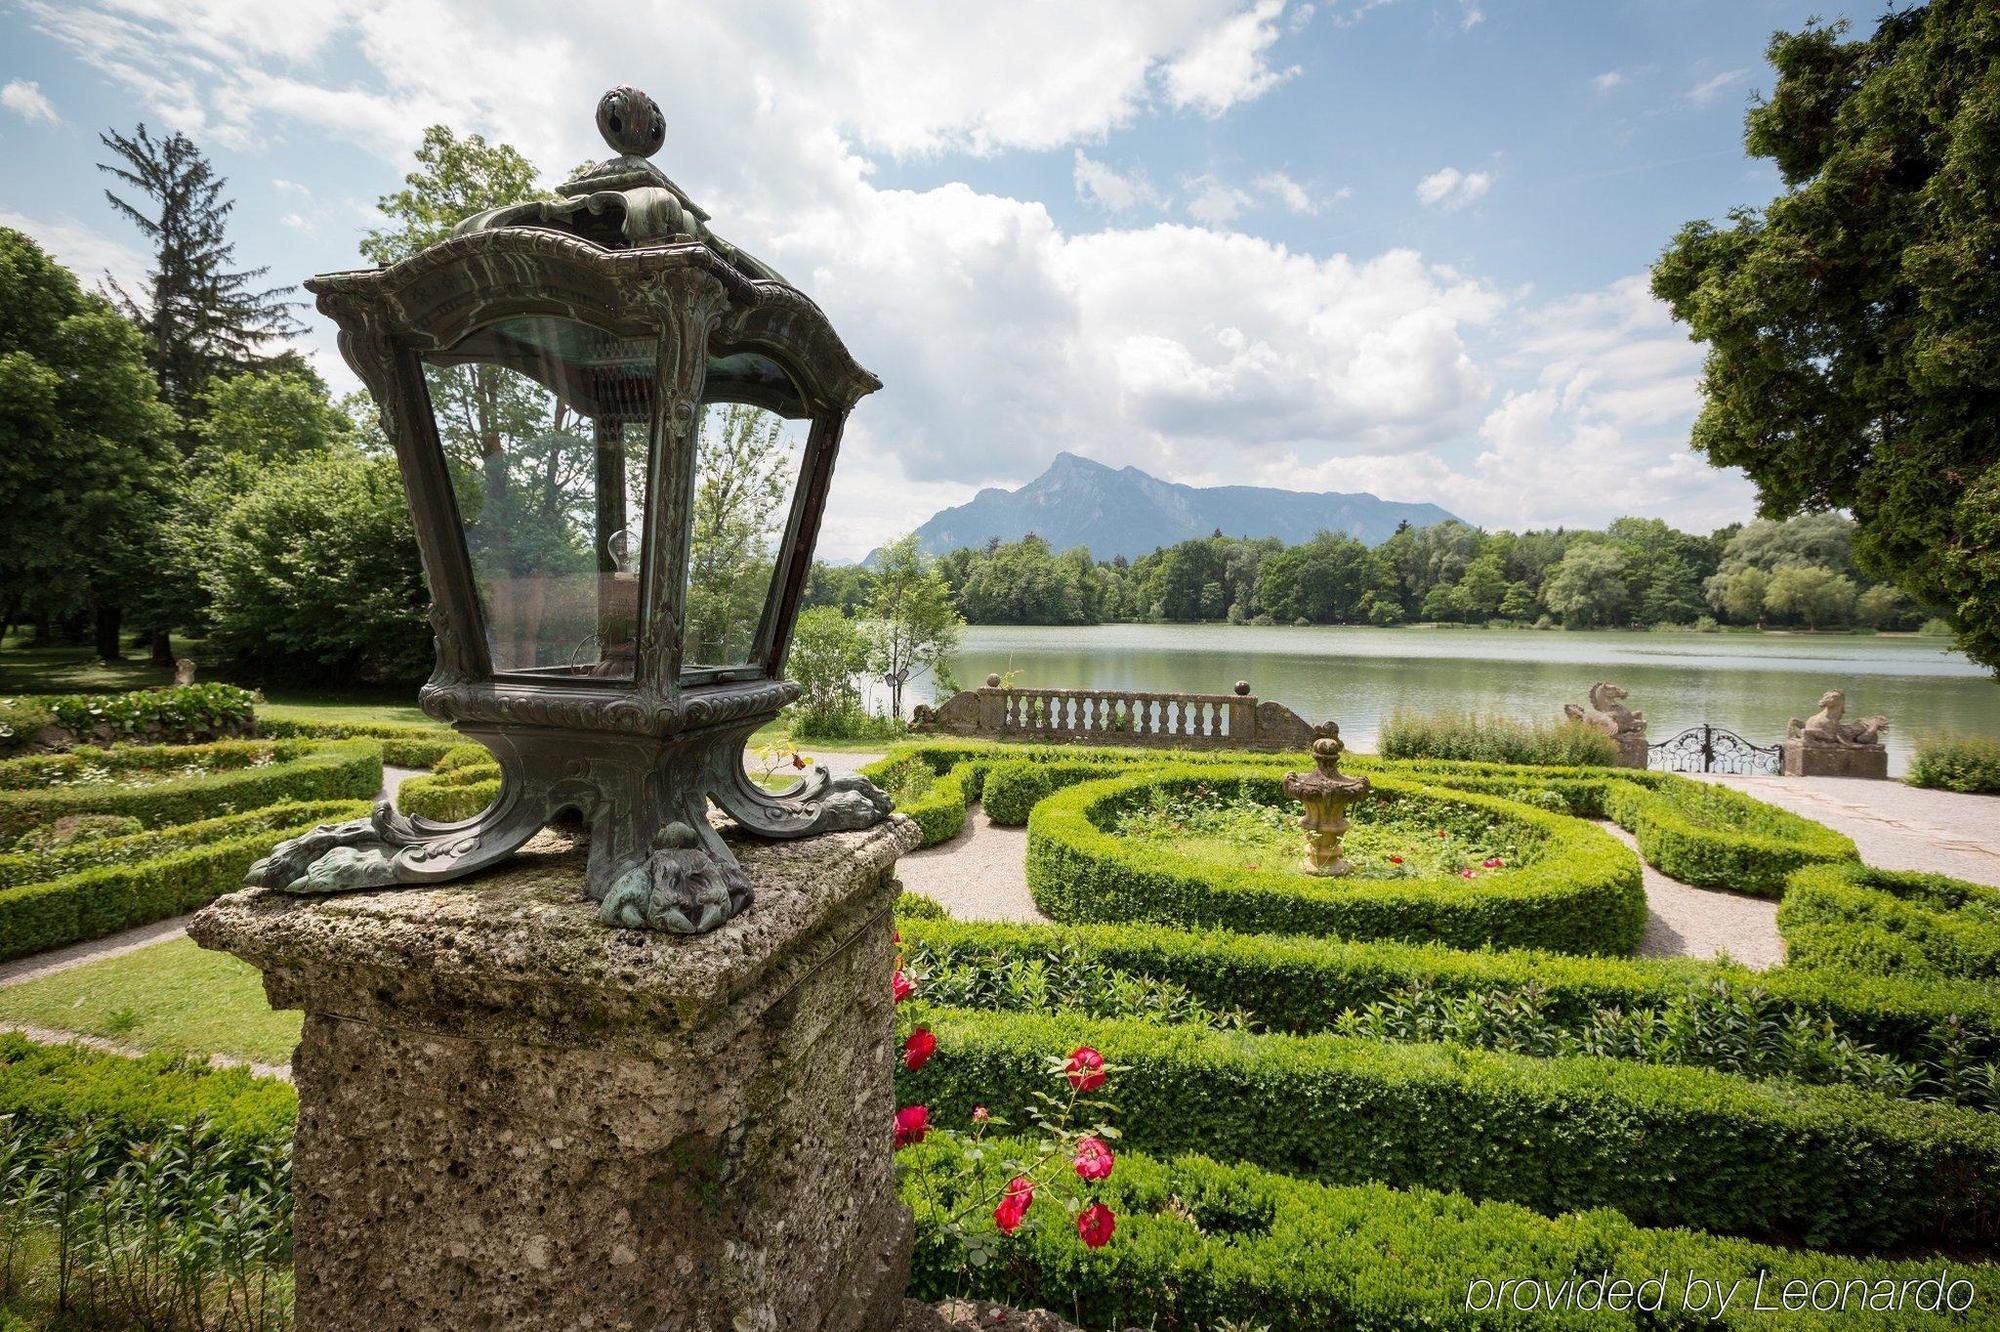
[{"x1": 0, "y1": 0, "x2": 1864, "y2": 560}]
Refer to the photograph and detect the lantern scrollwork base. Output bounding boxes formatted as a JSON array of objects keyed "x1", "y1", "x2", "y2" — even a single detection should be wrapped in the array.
[{"x1": 244, "y1": 724, "x2": 892, "y2": 935}]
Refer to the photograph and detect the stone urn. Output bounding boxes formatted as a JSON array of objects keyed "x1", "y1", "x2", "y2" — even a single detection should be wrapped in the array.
[{"x1": 1281, "y1": 727, "x2": 1372, "y2": 877}]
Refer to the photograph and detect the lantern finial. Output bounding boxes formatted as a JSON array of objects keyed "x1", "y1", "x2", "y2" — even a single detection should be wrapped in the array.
[{"x1": 595, "y1": 86, "x2": 666, "y2": 159}]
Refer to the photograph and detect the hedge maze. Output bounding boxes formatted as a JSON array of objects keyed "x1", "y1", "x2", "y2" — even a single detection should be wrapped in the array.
[{"x1": 867, "y1": 739, "x2": 2000, "y2": 1326}]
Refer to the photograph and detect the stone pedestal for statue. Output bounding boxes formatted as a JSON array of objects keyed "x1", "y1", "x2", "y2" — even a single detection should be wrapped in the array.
[
  {"x1": 1611, "y1": 734, "x2": 1649, "y2": 770},
  {"x1": 1782, "y1": 741, "x2": 1889, "y2": 780},
  {"x1": 190, "y1": 817, "x2": 921, "y2": 1332}
]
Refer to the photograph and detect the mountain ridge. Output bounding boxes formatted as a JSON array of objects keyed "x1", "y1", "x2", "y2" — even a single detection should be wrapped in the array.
[{"x1": 877, "y1": 451, "x2": 1461, "y2": 563}]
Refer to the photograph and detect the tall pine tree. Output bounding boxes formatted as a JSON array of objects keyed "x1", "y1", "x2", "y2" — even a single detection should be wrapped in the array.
[{"x1": 97, "y1": 124, "x2": 300, "y2": 423}]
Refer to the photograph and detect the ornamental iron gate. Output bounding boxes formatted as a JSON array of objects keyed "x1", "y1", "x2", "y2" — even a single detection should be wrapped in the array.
[{"x1": 1646, "y1": 724, "x2": 1782, "y2": 776}]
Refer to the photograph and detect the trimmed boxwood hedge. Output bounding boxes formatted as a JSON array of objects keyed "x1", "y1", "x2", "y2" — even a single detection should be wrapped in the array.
[
  {"x1": 896, "y1": 914, "x2": 2000, "y2": 1068},
  {"x1": 0, "y1": 799, "x2": 372, "y2": 890},
  {"x1": 1025, "y1": 767, "x2": 1647, "y2": 955},
  {"x1": 0, "y1": 800, "x2": 372, "y2": 961},
  {"x1": 898, "y1": 1008, "x2": 2000, "y2": 1251},
  {"x1": 904, "y1": 1136, "x2": 2000, "y2": 1330},
  {"x1": 1602, "y1": 778, "x2": 1857, "y2": 897},
  {"x1": 0, "y1": 738, "x2": 382, "y2": 840},
  {"x1": 259, "y1": 716, "x2": 460, "y2": 768},
  {"x1": 1780, "y1": 863, "x2": 2000, "y2": 982},
  {"x1": 0, "y1": 1035, "x2": 294, "y2": 1167}
]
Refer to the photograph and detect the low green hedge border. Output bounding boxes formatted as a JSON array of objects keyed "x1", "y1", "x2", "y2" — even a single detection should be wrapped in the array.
[
  {"x1": 896, "y1": 914, "x2": 2000, "y2": 1069},
  {"x1": 1603, "y1": 779, "x2": 1857, "y2": 897},
  {"x1": 1781, "y1": 863, "x2": 2000, "y2": 982},
  {"x1": 0, "y1": 739, "x2": 382, "y2": 841},
  {"x1": 259, "y1": 716, "x2": 460, "y2": 768},
  {"x1": 0, "y1": 801, "x2": 371, "y2": 961},
  {"x1": 0, "y1": 685, "x2": 258, "y2": 755},
  {"x1": 0, "y1": 1035, "x2": 294, "y2": 1168},
  {"x1": 0, "y1": 799, "x2": 372, "y2": 890},
  {"x1": 1024, "y1": 767, "x2": 1647, "y2": 955},
  {"x1": 899, "y1": 1008, "x2": 2000, "y2": 1252},
  {"x1": 904, "y1": 1136, "x2": 2000, "y2": 1331},
  {"x1": 394, "y1": 742, "x2": 501, "y2": 821}
]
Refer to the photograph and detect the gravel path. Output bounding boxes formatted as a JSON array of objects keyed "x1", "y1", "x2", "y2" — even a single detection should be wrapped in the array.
[
  {"x1": 1598, "y1": 823, "x2": 1784, "y2": 968},
  {"x1": 1703, "y1": 775, "x2": 2000, "y2": 887},
  {"x1": 896, "y1": 812, "x2": 1048, "y2": 923},
  {"x1": 0, "y1": 1020, "x2": 290, "y2": 1081}
]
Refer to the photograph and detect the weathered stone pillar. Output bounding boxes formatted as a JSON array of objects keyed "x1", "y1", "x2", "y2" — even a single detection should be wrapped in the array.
[{"x1": 191, "y1": 818, "x2": 921, "y2": 1332}]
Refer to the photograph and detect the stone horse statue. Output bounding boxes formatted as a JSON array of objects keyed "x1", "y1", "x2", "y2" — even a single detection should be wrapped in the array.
[
  {"x1": 1788, "y1": 690, "x2": 1888, "y2": 748},
  {"x1": 1563, "y1": 681, "x2": 1648, "y2": 767}
]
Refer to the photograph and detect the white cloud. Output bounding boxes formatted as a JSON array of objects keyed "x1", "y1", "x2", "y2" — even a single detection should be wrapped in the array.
[
  {"x1": 1457, "y1": 3, "x2": 1484, "y2": 31},
  {"x1": 11, "y1": 0, "x2": 1748, "y2": 556},
  {"x1": 1, "y1": 79, "x2": 59, "y2": 125},
  {"x1": 1415, "y1": 165, "x2": 1491, "y2": 210},
  {"x1": 1160, "y1": 0, "x2": 1302, "y2": 116},
  {"x1": 280, "y1": 211, "x2": 315, "y2": 233},
  {"x1": 1592, "y1": 70, "x2": 1624, "y2": 92},
  {"x1": 1184, "y1": 174, "x2": 1254, "y2": 224},
  {"x1": 1685, "y1": 67, "x2": 1750, "y2": 105},
  {"x1": 1253, "y1": 170, "x2": 1316, "y2": 214},
  {"x1": 273, "y1": 178, "x2": 313, "y2": 197},
  {"x1": 1073, "y1": 151, "x2": 1164, "y2": 212}
]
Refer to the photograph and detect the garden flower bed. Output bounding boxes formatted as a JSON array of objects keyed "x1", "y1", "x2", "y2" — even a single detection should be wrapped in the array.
[{"x1": 1024, "y1": 767, "x2": 1646, "y2": 954}]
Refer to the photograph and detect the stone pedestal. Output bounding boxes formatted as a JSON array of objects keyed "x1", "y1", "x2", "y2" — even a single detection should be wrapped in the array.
[
  {"x1": 1612, "y1": 735, "x2": 1649, "y2": 769},
  {"x1": 1782, "y1": 741, "x2": 1889, "y2": 780},
  {"x1": 190, "y1": 817, "x2": 921, "y2": 1332}
]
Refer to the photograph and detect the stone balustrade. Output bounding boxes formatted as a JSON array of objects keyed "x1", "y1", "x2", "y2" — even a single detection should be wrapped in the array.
[{"x1": 913, "y1": 679, "x2": 1322, "y2": 751}]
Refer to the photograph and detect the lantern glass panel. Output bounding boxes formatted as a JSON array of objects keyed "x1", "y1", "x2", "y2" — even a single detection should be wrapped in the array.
[
  {"x1": 422, "y1": 316, "x2": 657, "y2": 680},
  {"x1": 681, "y1": 369, "x2": 809, "y2": 673}
]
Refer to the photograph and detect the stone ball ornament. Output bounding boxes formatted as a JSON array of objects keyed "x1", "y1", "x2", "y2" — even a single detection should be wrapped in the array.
[
  {"x1": 596, "y1": 84, "x2": 666, "y2": 158},
  {"x1": 250, "y1": 86, "x2": 890, "y2": 936}
]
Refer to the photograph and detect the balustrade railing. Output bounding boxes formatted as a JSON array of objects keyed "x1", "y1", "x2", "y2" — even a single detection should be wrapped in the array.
[{"x1": 912, "y1": 678, "x2": 1322, "y2": 752}]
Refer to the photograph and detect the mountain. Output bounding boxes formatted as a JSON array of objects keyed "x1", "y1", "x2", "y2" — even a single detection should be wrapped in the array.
[{"x1": 887, "y1": 452, "x2": 1462, "y2": 563}]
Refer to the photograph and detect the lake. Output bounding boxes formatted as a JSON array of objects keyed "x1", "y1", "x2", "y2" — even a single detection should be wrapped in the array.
[{"x1": 923, "y1": 624, "x2": 2000, "y2": 774}]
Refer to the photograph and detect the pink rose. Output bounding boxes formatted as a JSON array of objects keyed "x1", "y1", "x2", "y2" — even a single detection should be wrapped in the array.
[
  {"x1": 1072, "y1": 1135, "x2": 1115, "y2": 1182},
  {"x1": 892, "y1": 970, "x2": 914, "y2": 1003},
  {"x1": 1064, "y1": 1046, "x2": 1107, "y2": 1092}
]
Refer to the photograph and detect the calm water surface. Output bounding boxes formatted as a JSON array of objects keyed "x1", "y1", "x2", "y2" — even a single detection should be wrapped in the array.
[{"x1": 924, "y1": 625, "x2": 2000, "y2": 774}]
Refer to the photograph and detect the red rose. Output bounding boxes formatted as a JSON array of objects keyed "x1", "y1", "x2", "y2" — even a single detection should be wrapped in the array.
[
  {"x1": 1389, "y1": 855, "x2": 1404, "y2": 864},
  {"x1": 892, "y1": 970, "x2": 914, "y2": 1003},
  {"x1": 1064, "y1": 1046, "x2": 1107, "y2": 1092},
  {"x1": 994, "y1": 1176, "x2": 1035, "y2": 1234},
  {"x1": 1072, "y1": 1135, "x2": 1115, "y2": 1181},
  {"x1": 903, "y1": 1028, "x2": 937, "y2": 1071},
  {"x1": 893, "y1": 1105, "x2": 929, "y2": 1150},
  {"x1": 1436, "y1": 830, "x2": 1447, "y2": 839},
  {"x1": 1483, "y1": 857, "x2": 1504, "y2": 869},
  {"x1": 1077, "y1": 1201, "x2": 1115, "y2": 1248},
  {"x1": 892, "y1": 929, "x2": 901, "y2": 945}
]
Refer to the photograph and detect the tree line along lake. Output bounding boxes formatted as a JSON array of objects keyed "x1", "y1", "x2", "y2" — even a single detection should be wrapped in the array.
[{"x1": 923, "y1": 624, "x2": 1999, "y2": 775}]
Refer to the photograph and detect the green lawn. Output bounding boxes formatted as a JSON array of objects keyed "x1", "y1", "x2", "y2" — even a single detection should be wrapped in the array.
[{"x1": 0, "y1": 936, "x2": 299, "y2": 1066}]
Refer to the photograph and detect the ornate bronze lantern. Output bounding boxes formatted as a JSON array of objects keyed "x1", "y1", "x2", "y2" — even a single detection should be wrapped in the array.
[{"x1": 249, "y1": 87, "x2": 889, "y2": 933}]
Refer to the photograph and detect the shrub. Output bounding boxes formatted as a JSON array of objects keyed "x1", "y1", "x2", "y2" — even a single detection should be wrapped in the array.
[
  {"x1": 1781, "y1": 863, "x2": 2000, "y2": 982},
  {"x1": 204, "y1": 448, "x2": 432, "y2": 684},
  {"x1": 1026, "y1": 768, "x2": 1646, "y2": 955},
  {"x1": 8, "y1": 814, "x2": 144, "y2": 853},
  {"x1": 258, "y1": 716, "x2": 461, "y2": 768},
  {"x1": 1907, "y1": 733, "x2": 2000, "y2": 795},
  {"x1": 1603, "y1": 778, "x2": 1856, "y2": 896},
  {"x1": 0, "y1": 739, "x2": 382, "y2": 841},
  {"x1": 44, "y1": 684, "x2": 259, "y2": 748},
  {"x1": 0, "y1": 801, "x2": 371, "y2": 960},
  {"x1": 899, "y1": 1009, "x2": 2000, "y2": 1251},
  {"x1": 0, "y1": 1035, "x2": 293, "y2": 1160},
  {"x1": 896, "y1": 915, "x2": 2000, "y2": 1097},
  {"x1": 0, "y1": 698, "x2": 57, "y2": 756},
  {"x1": 1379, "y1": 709, "x2": 1619, "y2": 766},
  {"x1": 0, "y1": 800, "x2": 369, "y2": 890},
  {"x1": 904, "y1": 1137, "x2": 2000, "y2": 1330}
]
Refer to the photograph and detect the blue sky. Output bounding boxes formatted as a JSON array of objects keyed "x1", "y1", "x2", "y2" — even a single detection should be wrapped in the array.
[{"x1": 0, "y1": 0, "x2": 1875, "y2": 560}]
